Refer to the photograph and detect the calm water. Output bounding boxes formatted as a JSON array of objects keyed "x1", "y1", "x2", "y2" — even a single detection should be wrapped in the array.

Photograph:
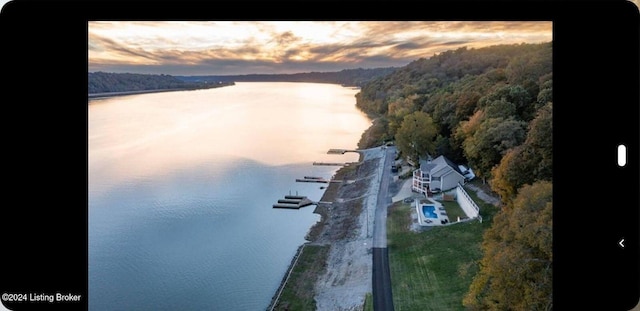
[{"x1": 88, "y1": 82, "x2": 371, "y2": 310}]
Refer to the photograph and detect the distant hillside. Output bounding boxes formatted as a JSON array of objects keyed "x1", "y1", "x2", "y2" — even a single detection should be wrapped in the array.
[
  {"x1": 175, "y1": 67, "x2": 398, "y2": 87},
  {"x1": 88, "y1": 72, "x2": 233, "y2": 94}
]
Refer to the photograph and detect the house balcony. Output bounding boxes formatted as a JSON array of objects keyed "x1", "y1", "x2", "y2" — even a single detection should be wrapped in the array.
[{"x1": 413, "y1": 171, "x2": 430, "y2": 181}]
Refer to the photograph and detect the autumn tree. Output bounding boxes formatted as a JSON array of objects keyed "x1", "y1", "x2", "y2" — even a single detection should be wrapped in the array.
[
  {"x1": 464, "y1": 181, "x2": 553, "y2": 311},
  {"x1": 387, "y1": 94, "x2": 419, "y2": 137},
  {"x1": 524, "y1": 102, "x2": 553, "y2": 180},
  {"x1": 490, "y1": 102, "x2": 553, "y2": 203},
  {"x1": 395, "y1": 111, "x2": 437, "y2": 161},
  {"x1": 479, "y1": 84, "x2": 534, "y2": 121},
  {"x1": 505, "y1": 42, "x2": 552, "y2": 98},
  {"x1": 490, "y1": 147, "x2": 529, "y2": 203},
  {"x1": 456, "y1": 113, "x2": 527, "y2": 182},
  {"x1": 357, "y1": 118, "x2": 390, "y2": 149},
  {"x1": 536, "y1": 74, "x2": 553, "y2": 110}
]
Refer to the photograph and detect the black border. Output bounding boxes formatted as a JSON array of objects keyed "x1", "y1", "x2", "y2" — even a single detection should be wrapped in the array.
[{"x1": 1, "y1": 1, "x2": 638, "y2": 310}]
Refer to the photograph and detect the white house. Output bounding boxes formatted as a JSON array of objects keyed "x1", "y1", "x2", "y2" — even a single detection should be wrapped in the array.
[{"x1": 412, "y1": 155, "x2": 467, "y2": 196}]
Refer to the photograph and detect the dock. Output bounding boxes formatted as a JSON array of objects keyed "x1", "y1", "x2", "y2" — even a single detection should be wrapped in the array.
[
  {"x1": 327, "y1": 149, "x2": 347, "y2": 154},
  {"x1": 296, "y1": 176, "x2": 330, "y2": 183},
  {"x1": 327, "y1": 149, "x2": 358, "y2": 154},
  {"x1": 273, "y1": 195, "x2": 316, "y2": 209},
  {"x1": 313, "y1": 162, "x2": 346, "y2": 166}
]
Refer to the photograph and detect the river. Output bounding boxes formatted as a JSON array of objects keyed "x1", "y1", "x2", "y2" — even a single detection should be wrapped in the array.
[{"x1": 88, "y1": 82, "x2": 371, "y2": 310}]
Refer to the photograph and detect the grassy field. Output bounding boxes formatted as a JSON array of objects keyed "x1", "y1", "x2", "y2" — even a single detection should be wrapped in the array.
[
  {"x1": 387, "y1": 188, "x2": 498, "y2": 311},
  {"x1": 272, "y1": 245, "x2": 330, "y2": 311}
]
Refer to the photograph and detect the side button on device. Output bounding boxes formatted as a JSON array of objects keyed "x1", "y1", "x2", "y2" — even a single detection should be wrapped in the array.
[{"x1": 617, "y1": 144, "x2": 626, "y2": 167}]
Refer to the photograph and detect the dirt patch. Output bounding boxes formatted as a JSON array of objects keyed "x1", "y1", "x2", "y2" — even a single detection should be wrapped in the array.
[{"x1": 464, "y1": 182, "x2": 501, "y2": 207}]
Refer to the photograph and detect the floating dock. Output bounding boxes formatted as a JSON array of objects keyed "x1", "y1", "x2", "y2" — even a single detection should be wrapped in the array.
[
  {"x1": 327, "y1": 149, "x2": 347, "y2": 154},
  {"x1": 273, "y1": 195, "x2": 316, "y2": 209},
  {"x1": 278, "y1": 199, "x2": 303, "y2": 204},
  {"x1": 296, "y1": 177, "x2": 329, "y2": 183},
  {"x1": 313, "y1": 162, "x2": 346, "y2": 166},
  {"x1": 327, "y1": 149, "x2": 357, "y2": 154}
]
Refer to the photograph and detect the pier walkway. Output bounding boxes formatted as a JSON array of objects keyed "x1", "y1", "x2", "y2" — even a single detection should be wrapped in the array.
[{"x1": 272, "y1": 195, "x2": 316, "y2": 209}]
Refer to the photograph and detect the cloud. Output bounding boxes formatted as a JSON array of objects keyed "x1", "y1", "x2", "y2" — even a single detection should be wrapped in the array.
[
  {"x1": 273, "y1": 31, "x2": 300, "y2": 46},
  {"x1": 393, "y1": 42, "x2": 424, "y2": 50},
  {"x1": 88, "y1": 21, "x2": 552, "y2": 75}
]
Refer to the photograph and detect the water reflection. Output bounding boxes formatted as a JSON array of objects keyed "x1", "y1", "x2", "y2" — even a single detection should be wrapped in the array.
[
  {"x1": 88, "y1": 82, "x2": 371, "y2": 310},
  {"x1": 89, "y1": 82, "x2": 369, "y2": 192}
]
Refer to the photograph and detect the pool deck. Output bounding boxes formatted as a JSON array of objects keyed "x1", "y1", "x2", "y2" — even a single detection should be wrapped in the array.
[{"x1": 415, "y1": 198, "x2": 450, "y2": 226}]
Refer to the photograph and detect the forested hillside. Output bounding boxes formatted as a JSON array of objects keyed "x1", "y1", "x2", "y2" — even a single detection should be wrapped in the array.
[
  {"x1": 176, "y1": 67, "x2": 397, "y2": 87},
  {"x1": 88, "y1": 72, "x2": 234, "y2": 94},
  {"x1": 89, "y1": 68, "x2": 396, "y2": 95},
  {"x1": 355, "y1": 42, "x2": 553, "y2": 309}
]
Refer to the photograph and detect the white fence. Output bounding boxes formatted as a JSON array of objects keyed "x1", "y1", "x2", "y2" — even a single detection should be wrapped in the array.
[{"x1": 456, "y1": 183, "x2": 480, "y2": 219}]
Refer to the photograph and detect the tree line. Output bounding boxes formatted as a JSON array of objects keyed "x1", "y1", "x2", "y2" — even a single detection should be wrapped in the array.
[
  {"x1": 175, "y1": 67, "x2": 397, "y2": 88},
  {"x1": 88, "y1": 72, "x2": 234, "y2": 94},
  {"x1": 354, "y1": 42, "x2": 553, "y2": 310},
  {"x1": 89, "y1": 67, "x2": 396, "y2": 95}
]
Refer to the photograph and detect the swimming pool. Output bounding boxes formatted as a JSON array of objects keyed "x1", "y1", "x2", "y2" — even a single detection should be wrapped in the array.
[{"x1": 422, "y1": 204, "x2": 438, "y2": 219}]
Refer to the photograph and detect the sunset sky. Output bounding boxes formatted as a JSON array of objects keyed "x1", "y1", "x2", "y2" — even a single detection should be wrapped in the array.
[{"x1": 88, "y1": 21, "x2": 553, "y2": 76}]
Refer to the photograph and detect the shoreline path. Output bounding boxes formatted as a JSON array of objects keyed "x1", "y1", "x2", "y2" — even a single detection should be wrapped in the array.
[
  {"x1": 309, "y1": 146, "x2": 395, "y2": 311},
  {"x1": 372, "y1": 146, "x2": 395, "y2": 311}
]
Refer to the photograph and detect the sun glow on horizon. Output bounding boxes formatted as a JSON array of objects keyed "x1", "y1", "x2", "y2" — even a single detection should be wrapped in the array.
[{"x1": 88, "y1": 21, "x2": 552, "y2": 75}]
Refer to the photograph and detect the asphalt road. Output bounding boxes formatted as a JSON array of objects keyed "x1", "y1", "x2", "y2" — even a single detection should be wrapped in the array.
[
  {"x1": 372, "y1": 146, "x2": 395, "y2": 311},
  {"x1": 372, "y1": 146, "x2": 394, "y2": 248},
  {"x1": 372, "y1": 248, "x2": 393, "y2": 311}
]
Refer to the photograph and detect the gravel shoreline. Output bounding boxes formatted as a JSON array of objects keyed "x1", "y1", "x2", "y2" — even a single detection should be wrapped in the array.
[
  {"x1": 313, "y1": 148, "x2": 384, "y2": 311},
  {"x1": 270, "y1": 147, "x2": 386, "y2": 311}
]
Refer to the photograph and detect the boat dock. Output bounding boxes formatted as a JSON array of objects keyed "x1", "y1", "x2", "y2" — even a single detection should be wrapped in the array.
[
  {"x1": 272, "y1": 147, "x2": 359, "y2": 210},
  {"x1": 313, "y1": 162, "x2": 346, "y2": 166},
  {"x1": 327, "y1": 149, "x2": 358, "y2": 154},
  {"x1": 273, "y1": 195, "x2": 316, "y2": 209},
  {"x1": 296, "y1": 176, "x2": 330, "y2": 183}
]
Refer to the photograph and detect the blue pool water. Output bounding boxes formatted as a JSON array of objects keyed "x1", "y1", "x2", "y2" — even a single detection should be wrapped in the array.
[{"x1": 422, "y1": 205, "x2": 438, "y2": 219}]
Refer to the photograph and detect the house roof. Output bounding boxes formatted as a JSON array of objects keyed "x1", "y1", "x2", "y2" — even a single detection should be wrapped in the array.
[
  {"x1": 419, "y1": 159, "x2": 436, "y2": 173},
  {"x1": 419, "y1": 155, "x2": 465, "y2": 178}
]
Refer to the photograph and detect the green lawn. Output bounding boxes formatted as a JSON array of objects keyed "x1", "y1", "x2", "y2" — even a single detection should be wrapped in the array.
[
  {"x1": 363, "y1": 292, "x2": 373, "y2": 311},
  {"x1": 387, "y1": 194, "x2": 498, "y2": 311},
  {"x1": 438, "y1": 200, "x2": 468, "y2": 223},
  {"x1": 273, "y1": 245, "x2": 330, "y2": 311}
]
